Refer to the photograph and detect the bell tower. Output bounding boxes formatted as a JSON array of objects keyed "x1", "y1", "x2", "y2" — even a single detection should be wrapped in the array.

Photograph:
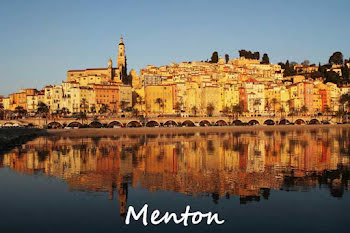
[
  {"x1": 117, "y1": 36, "x2": 127, "y2": 83},
  {"x1": 117, "y1": 37, "x2": 126, "y2": 69}
]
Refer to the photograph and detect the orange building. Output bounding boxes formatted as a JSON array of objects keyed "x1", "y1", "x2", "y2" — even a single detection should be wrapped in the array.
[
  {"x1": 239, "y1": 87, "x2": 247, "y2": 112},
  {"x1": 303, "y1": 82, "x2": 314, "y2": 112},
  {"x1": 93, "y1": 84, "x2": 120, "y2": 112},
  {"x1": 319, "y1": 89, "x2": 328, "y2": 111}
]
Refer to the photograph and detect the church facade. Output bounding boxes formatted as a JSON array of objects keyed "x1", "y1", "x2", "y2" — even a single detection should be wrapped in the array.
[{"x1": 67, "y1": 37, "x2": 128, "y2": 85}]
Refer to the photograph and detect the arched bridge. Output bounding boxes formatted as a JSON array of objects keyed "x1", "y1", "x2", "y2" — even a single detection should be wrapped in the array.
[{"x1": 0, "y1": 116, "x2": 338, "y2": 129}]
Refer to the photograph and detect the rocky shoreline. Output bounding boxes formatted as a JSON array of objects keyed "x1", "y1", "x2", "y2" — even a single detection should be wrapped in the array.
[{"x1": 0, "y1": 128, "x2": 48, "y2": 154}]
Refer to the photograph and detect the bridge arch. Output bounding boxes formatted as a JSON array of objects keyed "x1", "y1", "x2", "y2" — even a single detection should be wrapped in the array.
[
  {"x1": 264, "y1": 119, "x2": 275, "y2": 125},
  {"x1": 67, "y1": 121, "x2": 82, "y2": 128},
  {"x1": 163, "y1": 120, "x2": 178, "y2": 127},
  {"x1": 146, "y1": 120, "x2": 160, "y2": 127},
  {"x1": 182, "y1": 120, "x2": 195, "y2": 127},
  {"x1": 89, "y1": 121, "x2": 103, "y2": 128},
  {"x1": 108, "y1": 121, "x2": 123, "y2": 128},
  {"x1": 215, "y1": 120, "x2": 228, "y2": 126},
  {"x1": 279, "y1": 119, "x2": 290, "y2": 125},
  {"x1": 47, "y1": 121, "x2": 62, "y2": 129},
  {"x1": 232, "y1": 120, "x2": 243, "y2": 126},
  {"x1": 248, "y1": 120, "x2": 260, "y2": 125},
  {"x1": 321, "y1": 120, "x2": 330, "y2": 125},
  {"x1": 199, "y1": 120, "x2": 211, "y2": 126},
  {"x1": 126, "y1": 121, "x2": 142, "y2": 128},
  {"x1": 295, "y1": 119, "x2": 306, "y2": 125},
  {"x1": 309, "y1": 119, "x2": 320, "y2": 125}
]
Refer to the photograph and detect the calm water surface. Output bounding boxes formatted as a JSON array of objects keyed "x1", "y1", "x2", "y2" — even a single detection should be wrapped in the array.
[{"x1": 0, "y1": 128, "x2": 349, "y2": 233}]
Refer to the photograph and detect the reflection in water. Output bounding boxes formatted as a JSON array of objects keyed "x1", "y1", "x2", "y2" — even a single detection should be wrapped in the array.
[{"x1": 1, "y1": 128, "x2": 350, "y2": 220}]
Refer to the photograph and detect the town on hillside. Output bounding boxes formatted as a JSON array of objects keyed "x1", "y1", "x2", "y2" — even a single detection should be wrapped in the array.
[{"x1": 1, "y1": 38, "x2": 350, "y2": 127}]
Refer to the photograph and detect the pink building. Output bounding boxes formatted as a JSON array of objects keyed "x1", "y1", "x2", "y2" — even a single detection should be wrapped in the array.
[{"x1": 303, "y1": 82, "x2": 314, "y2": 112}]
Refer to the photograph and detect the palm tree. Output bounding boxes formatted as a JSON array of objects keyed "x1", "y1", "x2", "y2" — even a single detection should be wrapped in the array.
[
  {"x1": 336, "y1": 109, "x2": 346, "y2": 123},
  {"x1": 80, "y1": 98, "x2": 88, "y2": 113},
  {"x1": 287, "y1": 99, "x2": 293, "y2": 115},
  {"x1": 300, "y1": 106, "x2": 308, "y2": 116},
  {"x1": 253, "y1": 99, "x2": 261, "y2": 116},
  {"x1": 191, "y1": 106, "x2": 198, "y2": 116},
  {"x1": 60, "y1": 107, "x2": 70, "y2": 116},
  {"x1": 76, "y1": 111, "x2": 87, "y2": 125},
  {"x1": 135, "y1": 95, "x2": 145, "y2": 116},
  {"x1": 222, "y1": 106, "x2": 230, "y2": 116},
  {"x1": 174, "y1": 101, "x2": 182, "y2": 116},
  {"x1": 155, "y1": 98, "x2": 163, "y2": 115},
  {"x1": 90, "y1": 105, "x2": 96, "y2": 114},
  {"x1": 271, "y1": 98, "x2": 279, "y2": 116},
  {"x1": 120, "y1": 101, "x2": 128, "y2": 113},
  {"x1": 231, "y1": 104, "x2": 242, "y2": 119},
  {"x1": 36, "y1": 102, "x2": 49, "y2": 127},
  {"x1": 279, "y1": 106, "x2": 285, "y2": 118},
  {"x1": 99, "y1": 104, "x2": 109, "y2": 114},
  {"x1": 207, "y1": 103, "x2": 215, "y2": 117}
]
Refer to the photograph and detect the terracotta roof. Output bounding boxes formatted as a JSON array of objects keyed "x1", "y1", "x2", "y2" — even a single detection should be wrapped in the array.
[{"x1": 68, "y1": 70, "x2": 85, "y2": 72}]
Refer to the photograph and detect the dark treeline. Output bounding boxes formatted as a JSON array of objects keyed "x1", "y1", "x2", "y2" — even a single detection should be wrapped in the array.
[
  {"x1": 208, "y1": 50, "x2": 270, "y2": 64},
  {"x1": 206, "y1": 50, "x2": 349, "y2": 85}
]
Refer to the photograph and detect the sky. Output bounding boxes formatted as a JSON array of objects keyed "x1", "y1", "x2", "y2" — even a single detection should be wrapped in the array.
[{"x1": 0, "y1": 0, "x2": 349, "y2": 96}]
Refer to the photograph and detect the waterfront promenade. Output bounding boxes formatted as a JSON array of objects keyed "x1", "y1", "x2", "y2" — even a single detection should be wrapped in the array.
[{"x1": 0, "y1": 115, "x2": 341, "y2": 129}]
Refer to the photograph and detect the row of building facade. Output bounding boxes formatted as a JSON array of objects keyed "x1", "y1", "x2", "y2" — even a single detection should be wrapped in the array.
[
  {"x1": 1, "y1": 38, "x2": 350, "y2": 117},
  {"x1": 133, "y1": 59, "x2": 350, "y2": 116}
]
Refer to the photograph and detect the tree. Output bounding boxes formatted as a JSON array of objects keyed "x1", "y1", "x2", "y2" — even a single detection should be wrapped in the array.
[
  {"x1": 279, "y1": 106, "x2": 285, "y2": 117},
  {"x1": 132, "y1": 108, "x2": 139, "y2": 117},
  {"x1": 341, "y1": 64, "x2": 349, "y2": 82},
  {"x1": 76, "y1": 111, "x2": 87, "y2": 125},
  {"x1": 325, "y1": 71, "x2": 340, "y2": 84},
  {"x1": 155, "y1": 98, "x2": 163, "y2": 115},
  {"x1": 222, "y1": 106, "x2": 230, "y2": 116},
  {"x1": 14, "y1": 106, "x2": 26, "y2": 118},
  {"x1": 0, "y1": 103, "x2": 4, "y2": 120},
  {"x1": 253, "y1": 99, "x2": 261, "y2": 115},
  {"x1": 261, "y1": 53, "x2": 270, "y2": 64},
  {"x1": 309, "y1": 71, "x2": 324, "y2": 79},
  {"x1": 287, "y1": 99, "x2": 293, "y2": 114},
  {"x1": 329, "y1": 51, "x2": 343, "y2": 65},
  {"x1": 191, "y1": 106, "x2": 198, "y2": 116},
  {"x1": 206, "y1": 103, "x2": 215, "y2": 116},
  {"x1": 231, "y1": 104, "x2": 242, "y2": 118},
  {"x1": 339, "y1": 94, "x2": 350, "y2": 112},
  {"x1": 300, "y1": 106, "x2": 308, "y2": 115},
  {"x1": 174, "y1": 102, "x2": 182, "y2": 115},
  {"x1": 225, "y1": 54, "x2": 229, "y2": 64},
  {"x1": 37, "y1": 102, "x2": 49, "y2": 116},
  {"x1": 99, "y1": 104, "x2": 109, "y2": 114},
  {"x1": 271, "y1": 98, "x2": 279, "y2": 115},
  {"x1": 120, "y1": 101, "x2": 129, "y2": 112},
  {"x1": 301, "y1": 60, "x2": 310, "y2": 66},
  {"x1": 210, "y1": 51, "x2": 219, "y2": 63},
  {"x1": 239, "y1": 50, "x2": 260, "y2": 60},
  {"x1": 323, "y1": 106, "x2": 331, "y2": 115},
  {"x1": 253, "y1": 51, "x2": 260, "y2": 60},
  {"x1": 283, "y1": 60, "x2": 297, "y2": 77},
  {"x1": 90, "y1": 105, "x2": 96, "y2": 114},
  {"x1": 80, "y1": 98, "x2": 88, "y2": 113}
]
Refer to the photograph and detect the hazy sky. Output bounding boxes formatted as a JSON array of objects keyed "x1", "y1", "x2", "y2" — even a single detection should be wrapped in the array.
[{"x1": 0, "y1": 0, "x2": 349, "y2": 96}]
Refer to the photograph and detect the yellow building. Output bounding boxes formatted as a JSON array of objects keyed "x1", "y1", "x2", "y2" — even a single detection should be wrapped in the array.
[
  {"x1": 145, "y1": 85, "x2": 174, "y2": 116},
  {"x1": 67, "y1": 37, "x2": 127, "y2": 85},
  {"x1": 221, "y1": 84, "x2": 240, "y2": 111}
]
